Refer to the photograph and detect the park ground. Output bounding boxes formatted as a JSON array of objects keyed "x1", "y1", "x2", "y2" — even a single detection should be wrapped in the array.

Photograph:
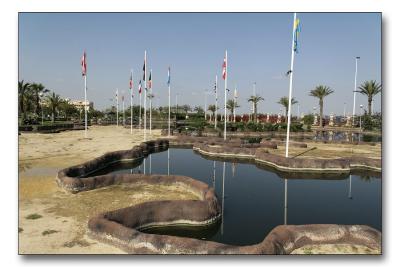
[{"x1": 18, "y1": 126, "x2": 381, "y2": 254}]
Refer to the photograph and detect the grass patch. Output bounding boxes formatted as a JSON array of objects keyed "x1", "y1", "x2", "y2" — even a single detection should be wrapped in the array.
[
  {"x1": 25, "y1": 213, "x2": 42, "y2": 220},
  {"x1": 18, "y1": 227, "x2": 23, "y2": 233},
  {"x1": 42, "y1": 229, "x2": 59, "y2": 236}
]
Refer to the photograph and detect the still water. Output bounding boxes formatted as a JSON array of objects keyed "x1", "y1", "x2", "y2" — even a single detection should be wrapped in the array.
[{"x1": 89, "y1": 148, "x2": 381, "y2": 246}]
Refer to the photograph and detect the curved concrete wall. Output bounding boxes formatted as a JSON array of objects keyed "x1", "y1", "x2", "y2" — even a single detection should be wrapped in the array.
[{"x1": 56, "y1": 137, "x2": 381, "y2": 254}]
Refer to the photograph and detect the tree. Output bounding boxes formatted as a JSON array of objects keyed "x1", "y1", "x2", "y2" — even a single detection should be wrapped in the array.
[
  {"x1": 226, "y1": 99, "x2": 240, "y2": 122},
  {"x1": 309, "y1": 85, "x2": 334, "y2": 127},
  {"x1": 194, "y1": 106, "x2": 204, "y2": 115},
  {"x1": 46, "y1": 92, "x2": 62, "y2": 123},
  {"x1": 277, "y1": 96, "x2": 298, "y2": 117},
  {"x1": 182, "y1": 105, "x2": 191, "y2": 116},
  {"x1": 18, "y1": 80, "x2": 31, "y2": 123},
  {"x1": 357, "y1": 80, "x2": 382, "y2": 115},
  {"x1": 208, "y1": 104, "x2": 217, "y2": 122},
  {"x1": 30, "y1": 83, "x2": 49, "y2": 118},
  {"x1": 247, "y1": 95, "x2": 264, "y2": 122}
]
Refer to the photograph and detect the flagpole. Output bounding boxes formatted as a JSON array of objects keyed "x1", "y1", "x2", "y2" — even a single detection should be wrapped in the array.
[
  {"x1": 215, "y1": 75, "x2": 218, "y2": 129},
  {"x1": 139, "y1": 87, "x2": 142, "y2": 129},
  {"x1": 116, "y1": 89, "x2": 119, "y2": 127},
  {"x1": 122, "y1": 94, "x2": 125, "y2": 126},
  {"x1": 284, "y1": 12, "x2": 297, "y2": 219},
  {"x1": 352, "y1": 57, "x2": 360, "y2": 126},
  {"x1": 224, "y1": 50, "x2": 228, "y2": 141},
  {"x1": 234, "y1": 86, "x2": 237, "y2": 122},
  {"x1": 168, "y1": 68, "x2": 171, "y2": 137},
  {"x1": 130, "y1": 70, "x2": 133, "y2": 134},
  {"x1": 84, "y1": 75, "x2": 87, "y2": 138},
  {"x1": 144, "y1": 50, "x2": 147, "y2": 141},
  {"x1": 150, "y1": 69, "x2": 152, "y2": 135}
]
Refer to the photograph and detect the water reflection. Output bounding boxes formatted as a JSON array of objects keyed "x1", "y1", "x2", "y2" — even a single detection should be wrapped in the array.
[{"x1": 87, "y1": 148, "x2": 381, "y2": 246}]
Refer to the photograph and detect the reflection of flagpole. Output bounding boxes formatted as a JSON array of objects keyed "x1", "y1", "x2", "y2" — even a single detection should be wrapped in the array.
[
  {"x1": 221, "y1": 162, "x2": 226, "y2": 235},
  {"x1": 231, "y1": 162, "x2": 236, "y2": 177},
  {"x1": 144, "y1": 158, "x2": 146, "y2": 175},
  {"x1": 213, "y1": 161, "x2": 216, "y2": 189},
  {"x1": 167, "y1": 149, "x2": 170, "y2": 175},
  {"x1": 149, "y1": 154, "x2": 152, "y2": 174},
  {"x1": 284, "y1": 182, "x2": 288, "y2": 225},
  {"x1": 348, "y1": 175, "x2": 353, "y2": 199}
]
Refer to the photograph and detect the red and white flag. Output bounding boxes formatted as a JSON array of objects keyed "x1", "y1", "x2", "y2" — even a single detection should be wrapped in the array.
[
  {"x1": 129, "y1": 71, "x2": 133, "y2": 89},
  {"x1": 81, "y1": 51, "x2": 87, "y2": 76},
  {"x1": 222, "y1": 56, "x2": 227, "y2": 80}
]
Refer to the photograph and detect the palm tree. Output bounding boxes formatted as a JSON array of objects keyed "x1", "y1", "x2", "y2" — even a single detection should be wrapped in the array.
[
  {"x1": 30, "y1": 83, "x2": 49, "y2": 118},
  {"x1": 357, "y1": 80, "x2": 382, "y2": 115},
  {"x1": 277, "y1": 97, "x2": 298, "y2": 117},
  {"x1": 309, "y1": 85, "x2": 334, "y2": 127},
  {"x1": 208, "y1": 104, "x2": 216, "y2": 122},
  {"x1": 18, "y1": 80, "x2": 31, "y2": 123},
  {"x1": 194, "y1": 106, "x2": 204, "y2": 115},
  {"x1": 247, "y1": 95, "x2": 264, "y2": 122},
  {"x1": 226, "y1": 99, "x2": 240, "y2": 122},
  {"x1": 182, "y1": 105, "x2": 191, "y2": 116},
  {"x1": 46, "y1": 92, "x2": 62, "y2": 123}
]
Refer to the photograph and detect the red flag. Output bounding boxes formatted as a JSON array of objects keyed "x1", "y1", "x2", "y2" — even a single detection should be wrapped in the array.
[
  {"x1": 81, "y1": 51, "x2": 87, "y2": 76},
  {"x1": 222, "y1": 56, "x2": 226, "y2": 80},
  {"x1": 129, "y1": 71, "x2": 133, "y2": 89}
]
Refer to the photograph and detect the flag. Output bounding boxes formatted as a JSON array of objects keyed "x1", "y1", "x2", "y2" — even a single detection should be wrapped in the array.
[
  {"x1": 148, "y1": 71, "x2": 152, "y2": 89},
  {"x1": 234, "y1": 88, "x2": 238, "y2": 98},
  {"x1": 167, "y1": 67, "x2": 171, "y2": 86},
  {"x1": 138, "y1": 80, "x2": 142, "y2": 94},
  {"x1": 214, "y1": 82, "x2": 217, "y2": 93},
  {"x1": 81, "y1": 51, "x2": 87, "y2": 76},
  {"x1": 115, "y1": 90, "x2": 118, "y2": 100},
  {"x1": 222, "y1": 56, "x2": 227, "y2": 80},
  {"x1": 293, "y1": 18, "x2": 301, "y2": 53},
  {"x1": 129, "y1": 71, "x2": 133, "y2": 89},
  {"x1": 142, "y1": 59, "x2": 146, "y2": 81},
  {"x1": 122, "y1": 95, "x2": 124, "y2": 101}
]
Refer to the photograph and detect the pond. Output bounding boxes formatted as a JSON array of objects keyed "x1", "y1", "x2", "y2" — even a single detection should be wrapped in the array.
[{"x1": 89, "y1": 148, "x2": 381, "y2": 246}]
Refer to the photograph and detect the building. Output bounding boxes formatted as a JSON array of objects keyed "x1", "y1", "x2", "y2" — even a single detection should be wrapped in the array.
[{"x1": 67, "y1": 99, "x2": 94, "y2": 111}]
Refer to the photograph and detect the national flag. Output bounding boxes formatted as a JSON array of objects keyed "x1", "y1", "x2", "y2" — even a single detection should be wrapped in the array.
[
  {"x1": 115, "y1": 90, "x2": 118, "y2": 100},
  {"x1": 122, "y1": 95, "x2": 124, "y2": 101},
  {"x1": 293, "y1": 18, "x2": 301, "y2": 53},
  {"x1": 214, "y1": 82, "x2": 217, "y2": 93},
  {"x1": 234, "y1": 88, "x2": 238, "y2": 98},
  {"x1": 142, "y1": 59, "x2": 146, "y2": 81},
  {"x1": 148, "y1": 71, "x2": 152, "y2": 89},
  {"x1": 81, "y1": 51, "x2": 87, "y2": 76},
  {"x1": 222, "y1": 56, "x2": 227, "y2": 80},
  {"x1": 167, "y1": 67, "x2": 171, "y2": 86},
  {"x1": 129, "y1": 71, "x2": 133, "y2": 89},
  {"x1": 138, "y1": 80, "x2": 142, "y2": 94}
]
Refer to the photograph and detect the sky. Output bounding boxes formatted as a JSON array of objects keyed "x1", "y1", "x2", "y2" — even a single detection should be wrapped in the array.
[{"x1": 19, "y1": 12, "x2": 381, "y2": 116}]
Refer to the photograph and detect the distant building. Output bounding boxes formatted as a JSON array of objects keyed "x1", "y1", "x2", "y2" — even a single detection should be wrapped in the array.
[{"x1": 67, "y1": 99, "x2": 94, "y2": 111}]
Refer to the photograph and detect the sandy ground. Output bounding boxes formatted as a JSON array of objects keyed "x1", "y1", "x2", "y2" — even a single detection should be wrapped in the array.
[
  {"x1": 18, "y1": 126, "x2": 381, "y2": 254},
  {"x1": 18, "y1": 126, "x2": 199, "y2": 254},
  {"x1": 268, "y1": 141, "x2": 381, "y2": 160}
]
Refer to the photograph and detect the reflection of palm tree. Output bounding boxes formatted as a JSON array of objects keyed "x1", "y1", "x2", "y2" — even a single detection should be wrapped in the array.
[{"x1": 359, "y1": 175, "x2": 372, "y2": 183}]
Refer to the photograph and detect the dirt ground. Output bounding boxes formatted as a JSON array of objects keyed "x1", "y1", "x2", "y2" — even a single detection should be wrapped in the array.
[
  {"x1": 18, "y1": 126, "x2": 199, "y2": 254},
  {"x1": 18, "y1": 126, "x2": 381, "y2": 254}
]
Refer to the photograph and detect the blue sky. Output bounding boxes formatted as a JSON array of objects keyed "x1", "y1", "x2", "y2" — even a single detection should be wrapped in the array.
[{"x1": 19, "y1": 13, "x2": 381, "y2": 115}]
